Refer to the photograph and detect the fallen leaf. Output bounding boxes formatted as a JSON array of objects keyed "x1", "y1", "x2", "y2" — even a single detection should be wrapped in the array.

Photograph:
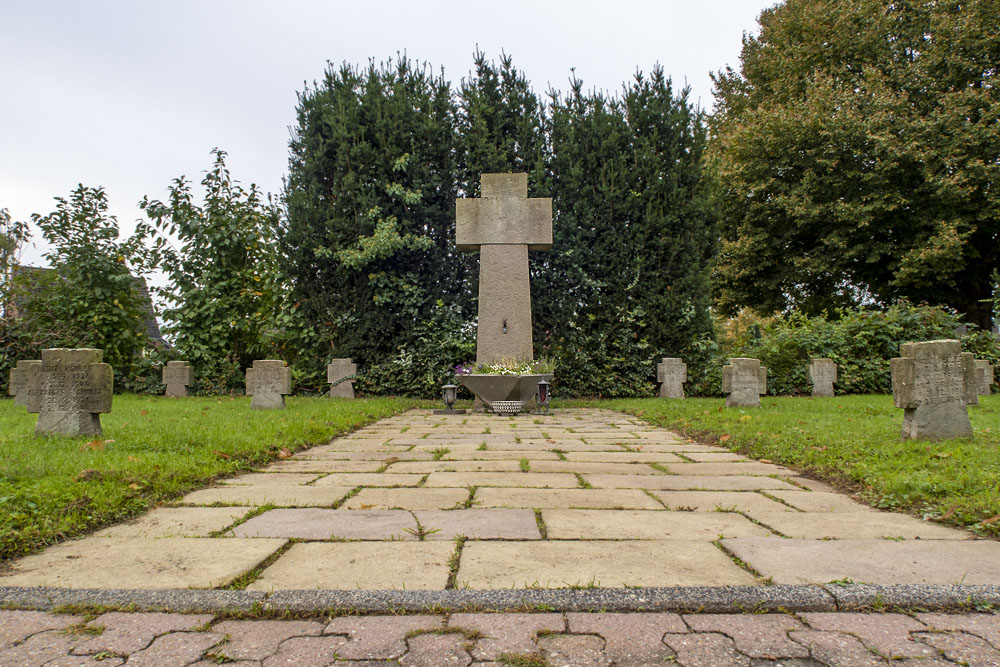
[
  {"x1": 129, "y1": 483, "x2": 140, "y2": 490},
  {"x1": 934, "y1": 452, "x2": 952, "y2": 459},
  {"x1": 81, "y1": 439, "x2": 104, "y2": 451},
  {"x1": 277, "y1": 448, "x2": 293, "y2": 459},
  {"x1": 546, "y1": 439, "x2": 556, "y2": 444},
  {"x1": 810, "y1": 446, "x2": 828, "y2": 452},
  {"x1": 382, "y1": 457, "x2": 400, "y2": 464},
  {"x1": 760, "y1": 459, "x2": 773, "y2": 464},
  {"x1": 213, "y1": 450, "x2": 231, "y2": 460},
  {"x1": 127, "y1": 455, "x2": 138, "y2": 462},
  {"x1": 359, "y1": 504, "x2": 375, "y2": 510},
  {"x1": 140, "y1": 409, "x2": 149, "y2": 416},
  {"x1": 103, "y1": 439, "x2": 115, "y2": 444},
  {"x1": 939, "y1": 505, "x2": 958, "y2": 520},
  {"x1": 719, "y1": 434, "x2": 731, "y2": 443}
]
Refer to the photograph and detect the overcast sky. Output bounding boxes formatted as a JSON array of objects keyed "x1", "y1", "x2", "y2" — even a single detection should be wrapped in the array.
[{"x1": 1, "y1": 0, "x2": 776, "y2": 267}]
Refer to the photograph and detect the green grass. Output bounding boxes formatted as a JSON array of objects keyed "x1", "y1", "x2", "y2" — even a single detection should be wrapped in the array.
[
  {"x1": 580, "y1": 395, "x2": 1000, "y2": 536},
  {"x1": 0, "y1": 395, "x2": 420, "y2": 561}
]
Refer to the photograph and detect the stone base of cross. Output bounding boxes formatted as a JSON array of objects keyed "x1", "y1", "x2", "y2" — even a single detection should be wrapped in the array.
[
  {"x1": 26, "y1": 348, "x2": 113, "y2": 437},
  {"x1": 456, "y1": 173, "x2": 552, "y2": 365}
]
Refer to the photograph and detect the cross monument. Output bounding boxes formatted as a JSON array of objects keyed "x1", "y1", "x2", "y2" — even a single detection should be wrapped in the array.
[{"x1": 456, "y1": 173, "x2": 552, "y2": 364}]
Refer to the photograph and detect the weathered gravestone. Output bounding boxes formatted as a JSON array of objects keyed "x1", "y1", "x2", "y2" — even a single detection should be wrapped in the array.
[
  {"x1": 808, "y1": 358, "x2": 838, "y2": 397},
  {"x1": 656, "y1": 358, "x2": 687, "y2": 398},
  {"x1": 722, "y1": 358, "x2": 767, "y2": 408},
  {"x1": 456, "y1": 173, "x2": 552, "y2": 365},
  {"x1": 976, "y1": 359, "x2": 994, "y2": 396},
  {"x1": 890, "y1": 340, "x2": 973, "y2": 440},
  {"x1": 162, "y1": 361, "x2": 193, "y2": 398},
  {"x1": 26, "y1": 348, "x2": 112, "y2": 437},
  {"x1": 963, "y1": 352, "x2": 979, "y2": 406},
  {"x1": 8, "y1": 359, "x2": 41, "y2": 407},
  {"x1": 246, "y1": 360, "x2": 291, "y2": 410},
  {"x1": 328, "y1": 358, "x2": 357, "y2": 399}
]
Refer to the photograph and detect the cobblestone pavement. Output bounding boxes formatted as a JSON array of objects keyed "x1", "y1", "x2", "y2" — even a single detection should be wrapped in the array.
[
  {"x1": 3, "y1": 408, "x2": 997, "y2": 592},
  {"x1": 2, "y1": 608, "x2": 999, "y2": 665}
]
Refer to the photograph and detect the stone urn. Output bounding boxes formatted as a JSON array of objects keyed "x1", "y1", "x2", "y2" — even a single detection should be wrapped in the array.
[{"x1": 458, "y1": 373, "x2": 554, "y2": 412}]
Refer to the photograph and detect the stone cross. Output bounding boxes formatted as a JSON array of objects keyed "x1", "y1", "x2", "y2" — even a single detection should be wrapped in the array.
[
  {"x1": 456, "y1": 173, "x2": 552, "y2": 365},
  {"x1": 722, "y1": 358, "x2": 767, "y2": 408},
  {"x1": 975, "y1": 359, "x2": 994, "y2": 396},
  {"x1": 246, "y1": 360, "x2": 291, "y2": 410},
  {"x1": 162, "y1": 361, "x2": 193, "y2": 398},
  {"x1": 962, "y1": 352, "x2": 979, "y2": 406},
  {"x1": 8, "y1": 359, "x2": 41, "y2": 407},
  {"x1": 26, "y1": 348, "x2": 113, "y2": 437},
  {"x1": 890, "y1": 340, "x2": 973, "y2": 440},
  {"x1": 808, "y1": 359, "x2": 837, "y2": 397},
  {"x1": 328, "y1": 358, "x2": 357, "y2": 399},
  {"x1": 656, "y1": 358, "x2": 687, "y2": 398}
]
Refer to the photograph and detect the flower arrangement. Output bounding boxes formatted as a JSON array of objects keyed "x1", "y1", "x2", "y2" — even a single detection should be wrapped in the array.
[{"x1": 454, "y1": 356, "x2": 555, "y2": 376}]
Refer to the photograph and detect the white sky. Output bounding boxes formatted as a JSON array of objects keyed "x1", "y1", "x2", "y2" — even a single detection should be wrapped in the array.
[{"x1": 1, "y1": 0, "x2": 776, "y2": 268}]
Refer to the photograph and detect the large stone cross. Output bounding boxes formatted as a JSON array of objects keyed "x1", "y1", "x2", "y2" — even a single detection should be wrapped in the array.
[
  {"x1": 456, "y1": 173, "x2": 552, "y2": 365},
  {"x1": 246, "y1": 360, "x2": 291, "y2": 410},
  {"x1": 891, "y1": 340, "x2": 973, "y2": 440},
  {"x1": 162, "y1": 361, "x2": 193, "y2": 398},
  {"x1": 8, "y1": 359, "x2": 41, "y2": 407},
  {"x1": 26, "y1": 348, "x2": 113, "y2": 436}
]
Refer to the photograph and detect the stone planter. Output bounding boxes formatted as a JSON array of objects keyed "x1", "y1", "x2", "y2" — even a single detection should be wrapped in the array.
[{"x1": 458, "y1": 373, "x2": 554, "y2": 412}]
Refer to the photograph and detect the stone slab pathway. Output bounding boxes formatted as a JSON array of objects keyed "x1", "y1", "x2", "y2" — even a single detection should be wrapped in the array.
[
  {"x1": 2, "y1": 408, "x2": 997, "y2": 591},
  {"x1": 2, "y1": 608, "x2": 999, "y2": 665}
]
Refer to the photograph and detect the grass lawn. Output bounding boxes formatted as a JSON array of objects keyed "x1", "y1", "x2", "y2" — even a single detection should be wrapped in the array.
[
  {"x1": 0, "y1": 395, "x2": 420, "y2": 562},
  {"x1": 587, "y1": 394, "x2": 1000, "y2": 537}
]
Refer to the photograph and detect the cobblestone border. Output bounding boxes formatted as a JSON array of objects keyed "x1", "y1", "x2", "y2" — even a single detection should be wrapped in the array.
[{"x1": 2, "y1": 584, "x2": 998, "y2": 615}]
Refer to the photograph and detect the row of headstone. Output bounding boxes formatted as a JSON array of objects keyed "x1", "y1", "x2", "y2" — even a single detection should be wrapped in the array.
[{"x1": 159, "y1": 358, "x2": 357, "y2": 400}]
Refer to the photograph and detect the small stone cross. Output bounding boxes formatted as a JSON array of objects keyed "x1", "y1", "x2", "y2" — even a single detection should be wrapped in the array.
[
  {"x1": 890, "y1": 340, "x2": 973, "y2": 440},
  {"x1": 162, "y1": 361, "x2": 194, "y2": 398},
  {"x1": 8, "y1": 359, "x2": 41, "y2": 407},
  {"x1": 456, "y1": 173, "x2": 552, "y2": 365},
  {"x1": 246, "y1": 360, "x2": 291, "y2": 410},
  {"x1": 722, "y1": 358, "x2": 767, "y2": 408},
  {"x1": 328, "y1": 358, "x2": 357, "y2": 399},
  {"x1": 808, "y1": 359, "x2": 837, "y2": 397},
  {"x1": 975, "y1": 359, "x2": 994, "y2": 396},
  {"x1": 26, "y1": 348, "x2": 113, "y2": 437},
  {"x1": 656, "y1": 358, "x2": 687, "y2": 398}
]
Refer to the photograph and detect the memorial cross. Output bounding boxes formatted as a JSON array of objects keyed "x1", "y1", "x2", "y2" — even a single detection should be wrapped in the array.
[{"x1": 26, "y1": 348, "x2": 113, "y2": 436}]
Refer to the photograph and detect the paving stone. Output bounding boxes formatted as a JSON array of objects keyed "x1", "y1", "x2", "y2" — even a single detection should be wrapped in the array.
[
  {"x1": 0, "y1": 631, "x2": 78, "y2": 667},
  {"x1": 682, "y1": 452, "x2": 751, "y2": 462},
  {"x1": 915, "y1": 631, "x2": 1000, "y2": 665},
  {"x1": 788, "y1": 629, "x2": 888, "y2": 666},
  {"x1": 92, "y1": 507, "x2": 248, "y2": 538},
  {"x1": 473, "y1": 488, "x2": 663, "y2": 509},
  {"x1": 765, "y1": 490, "x2": 874, "y2": 513},
  {"x1": 41, "y1": 655, "x2": 126, "y2": 666},
  {"x1": 584, "y1": 474, "x2": 801, "y2": 491},
  {"x1": 72, "y1": 611, "x2": 213, "y2": 655},
  {"x1": 230, "y1": 508, "x2": 418, "y2": 540},
  {"x1": 324, "y1": 616, "x2": 443, "y2": 659},
  {"x1": 399, "y1": 633, "x2": 472, "y2": 666},
  {"x1": 221, "y1": 472, "x2": 320, "y2": 485},
  {"x1": 322, "y1": 441, "x2": 403, "y2": 452},
  {"x1": 542, "y1": 509, "x2": 773, "y2": 540},
  {"x1": 261, "y1": 635, "x2": 342, "y2": 666},
  {"x1": 123, "y1": 631, "x2": 224, "y2": 667},
  {"x1": 526, "y1": 461, "x2": 671, "y2": 475},
  {"x1": 916, "y1": 612, "x2": 1000, "y2": 646},
  {"x1": 296, "y1": 450, "x2": 432, "y2": 461},
  {"x1": 490, "y1": 441, "x2": 607, "y2": 451},
  {"x1": 178, "y1": 485, "x2": 354, "y2": 507},
  {"x1": 566, "y1": 612, "x2": 683, "y2": 665},
  {"x1": 662, "y1": 632, "x2": 751, "y2": 666},
  {"x1": 800, "y1": 612, "x2": 932, "y2": 659},
  {"x1": 261, "y1": 460, "x2": 386, "y2": 472},
  {"x1": 449, "y1": 613, "x2": 563, "y2": 660},
  {"x1": 423, "y1": 472, "x2": 580, "y2": 488},
  {"x1": 683, "y1": 614, "x2": 810, "y2": 659},
  {"x1": 444, "y1": 451, "x2": 560, "y2": 461},
  {"x1": 310, "y1": 473, "x2": 425, "y2": 487},
  {"x1": 537, "y1": 634, "x2": 611, "y2": 666},
  {"x1": 745, "y1": 511, "x2": 969, "y2": 540},
  {"x1": 788, "y1": 477, "x2": 840, "y2": 493},
  {"x1": 721, "y1": 537, "x2": 1000, "y2": 584},
  {"x1": 661, "y1": 462, "x2": 793, "y2": 476},
  {"x1": 386, "y1": 460, "x2": 523, "y2": 473},
  {"x1": 211, "y1": 620, "x2": 324, "y2": 661},
  {"x1": 340, "y1": 488, "x2": 468, "y2": 510},
  {"x1": 651, "y1": 491, "x2": 795, "y2": 512},
  {"x1": 0, "y1": 537, "x2": 286, "y2": 589},
  {"x1": 0, "y1": 610, "x2": 82, "y2": 648},
  {"x1": 562, "y1": 452, "x2": 684, "y2": 463},
  {"x1": 413, "y1": 509, "x2": 541, "y2": 539},
  {"x1": 456, "y1": 540, "x2": 756, "y2": 589},
  {"x1": 246, "y1": 542, "x2": 453, "y2": 590}
]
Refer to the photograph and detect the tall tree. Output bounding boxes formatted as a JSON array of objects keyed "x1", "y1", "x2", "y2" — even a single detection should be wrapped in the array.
[
  {"x1": 710, "y1": 0, "x2": 1000, "y2": 327},
  {"x1": 142, "y1": 149, "x2": 282, "y2": 392}
]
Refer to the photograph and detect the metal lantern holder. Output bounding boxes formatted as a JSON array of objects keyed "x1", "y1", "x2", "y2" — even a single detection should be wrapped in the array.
[{"x1": 433, "y1": 383, "x2": 467, "y2": 415}]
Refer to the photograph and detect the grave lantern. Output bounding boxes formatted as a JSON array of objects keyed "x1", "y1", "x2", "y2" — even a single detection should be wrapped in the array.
[
  {"x1": 536, "y1": 379, "x2": 551, "y2": 414},
  {"x1": 435, "y1": 384, "x2": 466, "y2": 415}
]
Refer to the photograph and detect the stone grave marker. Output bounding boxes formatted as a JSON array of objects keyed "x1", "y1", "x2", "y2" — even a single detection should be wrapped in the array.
[
  {"x1": 962, "y1": 352, "x2": 979, "y2": 406},
  {"x1": 8, "y1": 359, "x2": 41, "y2": 407},
  {"x1": 890, "y1": 340, "x2": 973, "y2": 440},
  {"x1": 976, "y1": 359, "x2": 994, "y2": 396},
  {"x1": 26, "y1": 348, "x2": 113, "y2": 437},
  {"x1": 456, "y1": 173, "x2": 552, "y2": 364},
  {"x1": 808, "y1": 358, "x2": 837, "y2": 397},
  {"x1": 328, "y1": 358, "x2": 357, "y2": 399},
  {"x1": 162, "y1": 361, "x2": 193, "y2": 398},
  {"x1": 656, "y1": 358, "x2": 687, "y2": 398},
  {"x1": 722, "y1": 358, "x2": 767, "y2": 408},
  {"x1": 246, "y1": 360, "x2": 291, "y2": 410}
]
